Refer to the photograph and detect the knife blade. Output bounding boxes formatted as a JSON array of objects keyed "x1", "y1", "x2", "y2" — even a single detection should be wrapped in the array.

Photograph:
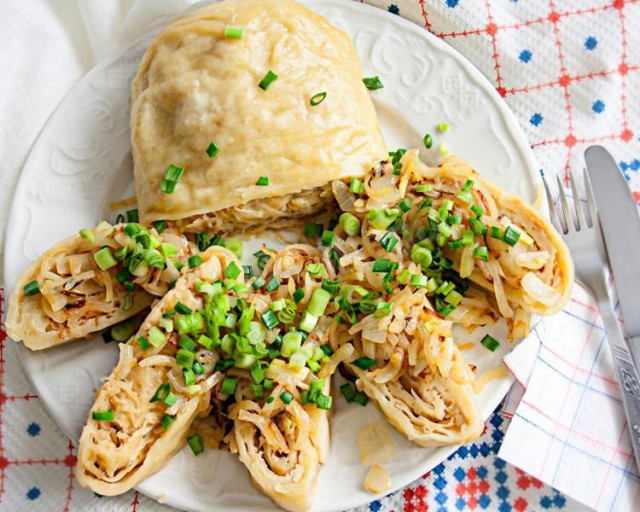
[{"x1": 585, "y1": 145, "x2": 640, "y2": 364}]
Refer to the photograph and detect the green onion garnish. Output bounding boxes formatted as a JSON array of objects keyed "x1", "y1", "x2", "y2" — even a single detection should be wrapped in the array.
[
  {"x1": 304, "y1": 222, "x2": 323, "y2": 237},
  {"x1": 398, "y1": 198, "x2": 412, "y2": 213},
  {"x1": 92, "y1": 409, "x2": 114, "y2": 421},
  {"x1": 252, "y1": 276, "x2": 265, "y2": 290},
  {"x1": 160, "y1": 164, "x2": 184, "y2": 194},
  {"x1": 379, "y1": 232, "x2": 398, "y2": 252},
  {"x1": 299, "y1": 311, "x2": 318, "y2": 332},
  {"x1": 423, "y1": 133, "x2": 433, "y2": 149},
  {"x1": 150, "y1": 382, "x2": 171, "y2": 403},
  {"x1": 437, "y1": 122, "x2": 449, "y2": 132},
  {"x1": 221, "y1": 377, "x2": 238, "y2": 395},
  {"x1": 503, "y1": 226, "x2": 521, "y2": 247},
  {"x1": 471, "y1": 204, "x2": 484, "y2": 217},
  {"x1": 161, "y1": 414, "x2": 175, "y2": 430},
  {"x1": 266, "y1": 396, "x2": 275, "y2": 404},
  {"x1": 470, "y1": 217, "x2": 487, "y2": 236},
  {"x1": 265, "y1": 277, "x2": 280, "y2": 293},
  {"x1": 474, "y1": 246, "x2": 489, "y2": 261},
  {"x1": 188, "y1": 255, "x2": 204, "y2": 268},
  {"x1": 353, "y1": 391, "x2": 369, "y2": 406},
  {"x1": 176, "y1": 349, "x2": 195, "y2": 368},
  {"x1": 281, "y1": 331, "x2": 303, "y2": 357},
  {"x1": 224, "y1": 25, "x2": 244, "y2": 39},
  {"x1": 321, "y1": 230, "x2": 336, "y2": 247},
  {"x1": 321, "y1": 280, "x2": 340, "y2": 294},
  {"x1": 148, "y1": 326, "x2": 166, "y2": 347},
  {"x1": 225, "y1": 238, "x2": 243, "y2": 259},
  {"x1": 137, "y1": 336, "x2": 150, "y2": 351},
  {"x1": 215, "y1": 358, "x2": 235, "y2": 371},
  {"x1": 490, "y1": 226, "x2": 505, "y2": 241},
  {"x1": 461, "y1": 230, "x2": 474, "y2": 246},
  {"x1": 310, "y1": 92, "x2": 327, "y2": 106},
  {"x1": 79, "y1": 228, "x2": 95, "y2": 244},
  {"x1": 258, "y1": 70, "x2": 278, "y2": 90},
  {"x1": 411, "y1": 245, "x2": 432, "y2": 268},
  {"x1": 350, "y1": 177, "x2": 365, "y2": 194},
  {"x1": 187, "y1": 433, "x2": 204, "y2": 455},
  {"x1": 193, "y1": 361, "x2": 205, "y2": 375},
  {"x1": 339, "y1": 213, "x2": 360, "y2": 237},
  {"x1": 480, "y1": 334, "x2": 500, "y2": 352},
  {"x1": 174, "y1": 301, "x2": 191, "y2": 315},
  {"x1": 372, "y1": 258, "x2": 396, "y2": 273},
  {"x1": 416, "y1": 184, "x2": 434, "y2": 193},
  {"x1": 437, "y1": 141, "x2": 450, "y2": 156},
  {"x1": 94, "y1": 248, "x2": 118, "y2": 271},
  {"x1": 292, "y1": 288, "x2": 304, "y2": 303},
  {"x1": 352, "y1": 356, "x2": 377, "y2": 370},
  {"x1": 183, "y1": 368, "x2": 196, "y2": 386},
  {"x1": 456, "y1": 190, "x2": 473, "y2": 203},
  {"x1": 308, "y1": 288, "x2": 331, "y2": 317},
  {"x1": 153, "y1": 220, "x2": 166, "y2": 233},
  {"x1": 410, "y1": 274, "x2": 428, "y2": 288},
  {"x1": 255, "y1": 176, "x2": 269, "y2": 186},
  {"x1": 224, "y1": 261, "x2": 241, "y2": 280},
  {"x1": 366, "y1": 208, "x2": 399, "y2": 230},
  {"x1": 315, "y1": 394, "x2": 332, "y2": 410},
  {"x1": 446, "y1": 214, "x2": 462, "y2": 225},
  {"x1": 179, "y1": 335, "x2": 196, "y2": 351},
  {"x1": 461, "y1": 179, "x2": 474, "y2": 192},
  {"x1": 445, "y1": 290, "x2": 463, "y2": 306},
  {"x1": 362, "y1": 76, "x2": 384, "y2": 90},
  {"x1": 280, "y1": 391, "x2": 294, "y2": 404},
  {"x1": 206, "y1": 141, "x2": 219, "y2": 158},
  {"x1": 110, "y1": 321, "x2": 136, "y2": 342},
  {"x1": 340, "y1": 383, "x2": 356, "y2": 402},
  {"x1": 126, "y1": 209, "x2": 139, "y2": 222},
  {"x1": 23, "y1": 280, "x2": 40, "y2": 297},
  {"x1": 261, "y1": 309, "x2": 278, "y2": 330}
]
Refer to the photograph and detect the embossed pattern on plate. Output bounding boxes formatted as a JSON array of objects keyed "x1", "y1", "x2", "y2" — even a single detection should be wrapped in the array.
[{"x1": 4, "y1": 1, "x2": 539, "y2": 511}]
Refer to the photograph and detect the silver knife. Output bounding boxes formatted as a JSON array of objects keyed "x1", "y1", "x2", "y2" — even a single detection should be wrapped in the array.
[{"x1": 585, "y1": 145, "x2": 640, "y2": 365}]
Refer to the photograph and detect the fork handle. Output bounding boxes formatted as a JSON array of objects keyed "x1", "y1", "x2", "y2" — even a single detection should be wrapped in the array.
[{"x1": 596, "y1": 292, "x2": 640, "y2": 472}]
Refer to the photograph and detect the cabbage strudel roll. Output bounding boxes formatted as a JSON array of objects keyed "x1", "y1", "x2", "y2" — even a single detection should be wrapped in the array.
[
  {"x1": 131, "y1": 0, "x2": 386, "y2": 233},
  {"x1": 7, "y1": 221, "x2": 197, "y2": 350},
  {"x1": 76, "y1": 246, "x2": 235, "y2": 495}
]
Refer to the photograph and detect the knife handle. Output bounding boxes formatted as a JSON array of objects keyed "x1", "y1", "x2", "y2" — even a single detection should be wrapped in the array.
[{"x1": 596, "y1": 293, "x2": 640, "y2": 472}]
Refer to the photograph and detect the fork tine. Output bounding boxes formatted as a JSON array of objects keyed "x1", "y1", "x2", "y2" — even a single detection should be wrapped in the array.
[
  {"x1": 569, "y1": 170, "x2": 584, "y2": 231},
  {"x1": 555, "y1": 175, "x2": 571, "y2": 233},
  {"x1": 583, "y1": 167, "x2": 597, "y2": 228},
  {"x1": 542, "y1": 176, "x2": 562, "y2": 233}
]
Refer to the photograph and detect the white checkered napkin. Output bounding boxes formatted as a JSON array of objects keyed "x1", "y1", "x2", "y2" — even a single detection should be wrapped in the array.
[{"x1": 500, "y1": 282, "x2": 640, "y2": 512}]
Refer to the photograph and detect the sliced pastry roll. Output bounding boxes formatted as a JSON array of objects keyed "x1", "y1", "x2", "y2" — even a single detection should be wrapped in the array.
[
  {"x1": 76, "y1": 246, "x2": 235, "y2": 495},
  {"x1": 7, "y1": 221, "x2": 197, "y2": 350},
  {"x1": 406, "y1": 155, "x2": 574, "y2": 317}
]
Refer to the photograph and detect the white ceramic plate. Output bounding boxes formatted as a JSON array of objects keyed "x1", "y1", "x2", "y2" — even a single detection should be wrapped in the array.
[{"x1": 4, "y1": 1, "x2": 540, "y2": 511}]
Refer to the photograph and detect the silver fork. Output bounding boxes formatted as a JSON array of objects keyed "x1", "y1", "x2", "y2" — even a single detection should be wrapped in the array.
[{"x1": 543, "y1": 171, "x2": 640, "y2": 471}]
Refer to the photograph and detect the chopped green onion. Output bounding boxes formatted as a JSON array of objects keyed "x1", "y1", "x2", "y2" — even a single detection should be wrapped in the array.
[
  {"x1": 340, "y1": 383, "x2": 356, "y2": 402},
  {"x1": 224, "y1": 261, "x2": 241, "y2": 280},
  {"x1": 148, "y1": 326, "x2": 166, "y2": 347},
  {"x1": 243, "y1": 265, "x2": 253, "y2": 278},
  {"x1": 310, "y1": 92, "x2": 327, "y2": 106},
  {"x1": 23, "y1": 280, "x2": 40, "y2": 297},
  {"x1": 137, "y1": 336, "x2": 150, "y2": 351},
  {"x1": 461, "y1": 230, "x2": 474, "y2": 246},
  {"x1": 353, "y1": 391, "x2": 369, "y2": 406},
  {"x1": 397, "y1": 269, "x2": 410, "y2": 283},
  {"x1": 308, "y1": 288, "x2": 331, "y2": 317},
  {"x1": 160, "y1": 164, "x2": 184, "y2": 194},
  {"x1": 221, "y1": 377, "x2": 238, "y2": 394},
  {"x1": 261, "y1": 309, "x2": 278, "y2": 330},
  {"x1": 456, "y1": 190, "x2": 473, "y2": 203},
  {"x1": 366, "y1": 208, "x2": 399, "y2": 230},
  {"x1": 258, "y1": 70, "x2": 278, "y2": 90},
  {"x1": 160, "y1": 243, "x2": 177, "y2": 258},
  {"x1": 423, "y1": 133, "x2": 433, "y2": 149},
  {"x1": 188, "y1": 255, "x2": 204, "y2": 268},
  {"x1": 299, "y1": 311, "x2": 318, "y2": 332},
  {"x1": 503, "y1": 226, "x2": 521, "y2": 247},
  {"x1": 339, "y1": 213, "x2": 361, "y2": 236},
  {"x1": 187, "y1": 433, "x2": 204, "y2": 455},
  {"x1": 480, "y1": 334, "x2": 500, "y2": 352},
  {"x1": 470, "y1": 217, "x2": 487, "y2": 236},
  {"x1": 251, "y1": 362, "x2": 265, "y2": 384},
  {"x1": 315, "y1": 394, "x2": 332, "y2": 410},
  {"x1": 111, "y1": 321, "x2": 135, "y2": 342},
  {"x1": 461, "y1": 179, "x2": 474, "y2": 192},
  {"x1": 437, "y1": 141, "x2": 450, "y2": 156},
  {"x1": 410, "y1": 274, "x2": 428, "y2": 288},
  {"x1": 446, "y1": 214, "x2": 462, "y2": 225},
  {"x1": 352, "y1": 356, "x2": 377, "y2": 370},
  {"x1": 175, "y1": 312, "x2": 204, "y2": 335},
  {"x1": 252, "y1": 276, "x2": 265, "y2": 290},
  {"x1": 411, "y1": 245, "x2": 432, "y2": 268},
  {"x1": 153, "y1": 220, "x2": 166, "y2": 233},
  {"x1": 225, "y1": 238, "x2": 243, "y2": 259},
  {"x1": 437, "y1": 122, "x2": 449, "y2": 132},
  {"x1": 304, "y1": 222, "x2": 323, "y2": 237},
  {"x1": 490, "y1": 226, "x2": 505, "y2": 240},
  {"x1": 379, "y1": 232, "x2": 399, "y2": 252},
  {"x1": 373, "y1": 301, "x2": 393, "y2": 318},
  {"x1": 445, "y1": 290, "x2": 463, "y2": 306},
  {"x1": 265, "y1": 277, "x2": 280, "y2": 293},
  {"x1": 416, "y1": 184, "x2": 434, "y2": 193},
  {"x1": 281, "y1": 331, "x2": 303, "y2": 357},
  {"x1": 215, "y1": 358, "x2": 235, "y2": 371},
  {"x1": 179, "y1": 336, "x2": 197, "y2": 351},
  {"x1": 94, "y1": 248, "x2": 118, "y2": 270},
  {"x1": 271, "y1": 298, "x2": 287, "y2": 312},
  {"x1": 350, "y1": 177, "x2": 365, "y2": 194},
  {"x1": 471, "y1": 204, "x2": 484, "y2": 217},
  {"x1": 255, "y1": 176, "x2": 269, "y2": 186},
  {"x1": 126, "y1": 209, "x2": 139, "y2": 223},
  {"x1": 437, "y1": 221, "x2": 452, "y2": 238},
  {"x1": 321, "y1": 280, "x2": 340, "y2": 294},
  {"x1": 174, "y1": 302, "x2": 192, "y2": 315},
  {"x1": 176, "y1": 349, "x2": 195, "y2": 368},
  {"x1": 321, "y1": 230, "x2": 335, "y2": 247},
  {"x1": 280, "y1": 391, "x2": 294, "y2": 404},
  {"x1": 193, "y1": 361, "x2": 205, "y2": 375},
  {"x1": 150, "y1": 382, "x2": 171, "y2": 403},
  {"x1": 293, "y1": 288, "x2": 304, "y2": 303},
  {"x1": 183, "y1": 367, "x2": 196, "y2": 387},
  {"x1": 398, "y1": 198, "x2": 412, "y2": 213},
  {"x1": 92, "y1": 409, "x2": 114, "y2": 421},
  {"x1": 161, "y1": 414, "x2": 175, "y2": 430},
  {"x1": 372, "y1": 258, "x2": 393, "y2": 273},
  {"x1": 142, "y1": 248, "x2": 165, "y2": 269},
  {"x1": 362, "y1": 76, "x2": 384, "y2": 90},
  {"x1": 79, "y1": 228, "x2": 95, "y2": 244},
  {"x1": 474, "y1": 246, "x2": 489, "y2": 261},
  {"x1": 224, "y1": 25, "x2": 244, "y2": 39}
]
